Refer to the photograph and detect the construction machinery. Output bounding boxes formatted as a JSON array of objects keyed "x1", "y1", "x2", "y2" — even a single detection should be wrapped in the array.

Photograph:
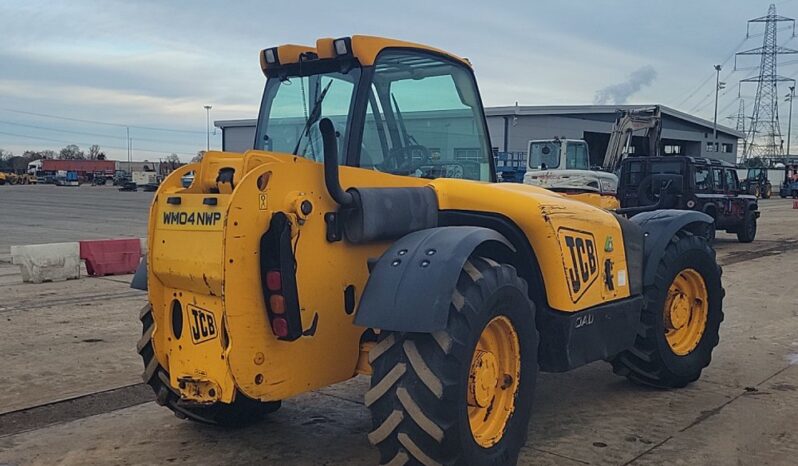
[
  {"x1": 523, "y1": 107, "x2": 662, "y2": 203},
  {"x1": 739, "y1": 167, "x2": 772, "y2": 199},
  {"x1": 132, "y1": 36, "x2": 724, "y2": 465},
  {"x1": 0, "y1": 171, "x2": 37, "y2": 185}
]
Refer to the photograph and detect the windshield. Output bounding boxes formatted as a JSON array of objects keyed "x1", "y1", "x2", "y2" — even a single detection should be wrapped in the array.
[
  {"x1": 529, "y1": 141, "x2": 561, "y2": 169},
  {"x1": 255, "y1": 51, "x2": 493, "y2": 182},
  {"x1": 255, "y1": 69, "x2": 360, "y2": 163}
]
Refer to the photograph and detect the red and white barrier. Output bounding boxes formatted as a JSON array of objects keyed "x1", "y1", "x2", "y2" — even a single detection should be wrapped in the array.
[
  {"x1": 79, "y1": 238, "x2": 141, "y2": 276},
  {"x1": 11, "y1": 237, "x2": 146, "y2": 283}
]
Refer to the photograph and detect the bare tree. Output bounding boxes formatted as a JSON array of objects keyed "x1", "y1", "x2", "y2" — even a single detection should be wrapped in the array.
[
  {"x1": 88, "y1": 144, "x2": 106, "y2": 160},
  {"x1": 164, "y1": 153, "x2": 181, "y2": 164},
  {"x1": 191, "y1": 150, "x2": 205, "y2": 163}
]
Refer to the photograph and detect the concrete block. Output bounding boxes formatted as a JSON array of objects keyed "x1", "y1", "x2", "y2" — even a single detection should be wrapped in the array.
[{"x1": 11, "y1": 242, "x2": 81, "y2": 283}]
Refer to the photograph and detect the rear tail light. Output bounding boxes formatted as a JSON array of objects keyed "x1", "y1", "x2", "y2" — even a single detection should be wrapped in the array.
[
  {"x1": 269, "y1": 295, "x2": 286, "y2": 314},
  {"x1": 265, "y1": 270, "x2": 282, "y2": 291},
  {"x1": 271, "y1": 317, "x2": 289, "y2": 337},
  {"x1": 260, "y1": 213, "x2": 303, "y2": 340}
]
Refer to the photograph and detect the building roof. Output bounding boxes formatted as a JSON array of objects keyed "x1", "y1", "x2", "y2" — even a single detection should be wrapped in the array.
[
  {"x1": 215, "y1": 119, "x2": 257, "y2": 129},
  {"x1": 214, "y1": 104, "x2": 745, "y2": 139},
  {"x1": 485, "y1": 104, "x2": 745, "y2": 139}
]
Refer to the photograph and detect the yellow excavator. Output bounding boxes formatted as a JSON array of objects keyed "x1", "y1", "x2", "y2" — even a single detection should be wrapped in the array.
[{"x1": 132, "y1": 36, "x2": 723, "y2": 465}]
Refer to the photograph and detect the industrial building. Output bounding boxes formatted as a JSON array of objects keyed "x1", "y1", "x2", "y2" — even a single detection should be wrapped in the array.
[{"x1": 215, "y1": 104, "x2": 743, "y2": 165}]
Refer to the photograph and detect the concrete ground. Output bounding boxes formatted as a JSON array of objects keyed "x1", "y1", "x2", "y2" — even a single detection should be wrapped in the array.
[
  {"x1": 0, "y1": 184, "x2": 151, "y2": 256},
  {"x1": 0, "y1": 185, "x2": 796, "y2": 465}
]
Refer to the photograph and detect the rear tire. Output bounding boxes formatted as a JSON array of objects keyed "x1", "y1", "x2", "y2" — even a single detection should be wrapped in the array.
[
  {"x1": 611, "y1": 232, "x2": 723, "y2": 388},
  {"x1": 753, "y1": 184, "x2": 761, "y2": 198},
  {"x1": 366, "y1": 257, "x2": 538, "y2": 466},
  {"x1": 138, "y1": 304, "x2": 280, "y2": 426},
  {"x1": 736, "y1": 210, "x2": 757, "y2": 243}
]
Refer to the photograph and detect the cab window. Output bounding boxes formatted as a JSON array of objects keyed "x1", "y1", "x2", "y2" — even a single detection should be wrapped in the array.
[
  {"x1": 565, "y1": 142, "x2": 589, "y2": 169},
  {"x1": 359, "y1": 50, "x2": 492, "y2": 181},
  {"x1": 724, "y1": 169, "x2": 738, "y2": 192},
  {"x1": 624, "y1": 161, "x2": 643, "y2": 186},
  {"x1": 694, "y1": 166, "x2": 710, "y2": 192},
  {"x1": 529, "y1": 142, "x2": 560, "y2": 169},
  {"x1": 711, "y1": 167, "x2": 724, "y2": 191}
]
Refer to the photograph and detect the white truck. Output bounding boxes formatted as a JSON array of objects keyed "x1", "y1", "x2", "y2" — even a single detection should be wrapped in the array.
[
  {"x1": 523, "y1": 106, "x2": 662, "y2": 196},
  {"x1": 523, "y1": 138, "x2": 619, "y2": 195},
  {"x1": 131, "y1": 171, "x2": 158, "y2": 186}
]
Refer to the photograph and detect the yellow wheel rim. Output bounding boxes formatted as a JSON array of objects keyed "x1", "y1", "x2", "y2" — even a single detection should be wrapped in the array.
[
  {"x1": 467, "y1": 316, "x2": 521, "y2": 448},
  {"x1": 663, "y1": 268, "x2": 708, "y2": 356}
]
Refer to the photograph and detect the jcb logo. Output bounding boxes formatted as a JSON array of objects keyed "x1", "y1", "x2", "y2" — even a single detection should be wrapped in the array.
[
  {"x1": 558, "y1": 227, "x2": 599, "y2": 303},
  {"x1": 188, "y1": 305, "x2": 217, "y2": 344}
]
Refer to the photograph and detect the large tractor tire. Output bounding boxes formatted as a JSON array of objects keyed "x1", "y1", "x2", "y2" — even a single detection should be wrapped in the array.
[
  {"x1": 138, "y1": 304, "x2": 280, "y2": 426},
  {"x1": 366, "y1": 257, "x2": 538, "y2": 466},
  {"x1": 763, "y1": 183, "x2": 772, "y2": 199},
  {"x1": 611, "y1": 231, "x2": 723, "y2": 388}
]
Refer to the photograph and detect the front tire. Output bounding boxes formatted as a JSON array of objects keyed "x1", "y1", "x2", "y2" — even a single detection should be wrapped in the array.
[
  {"x1": 611, "y1": 232, "x2": 723, "y2": 388},
  {"x1": 736, "y1": 210, "x2": 757, "y2": 243},
  {"x1": 138, "y1": 304, "x2": 280, "y2": 426},
  {"x1": 366, "y1": 257, "x2": 538, "y2": 465}
]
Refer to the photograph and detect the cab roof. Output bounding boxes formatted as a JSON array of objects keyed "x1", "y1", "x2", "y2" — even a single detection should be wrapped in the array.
[{"x1": 259, "y1": 35, "x2": 471, "y2": 75}]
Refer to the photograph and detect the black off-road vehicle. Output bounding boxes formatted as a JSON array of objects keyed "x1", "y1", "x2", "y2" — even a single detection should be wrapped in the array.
[{"x1": 619, "y1": 156, "x2": 759, "y2": 242}]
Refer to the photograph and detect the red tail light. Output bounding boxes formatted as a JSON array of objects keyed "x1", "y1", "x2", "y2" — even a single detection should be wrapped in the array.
[
  {"x1": 260, "y1": 213, "x2": 303, "y2": 341},
  {"x1": 271, "y1": 317, "x2": 288, "y2": 337},
  {"x1": 265, "y1": 270, "x2": 282, "y2": 291}
]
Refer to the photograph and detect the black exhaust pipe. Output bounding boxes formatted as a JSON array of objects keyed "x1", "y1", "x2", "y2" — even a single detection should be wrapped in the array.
[{"x1": 319, "y1": 118, "x2": 353, "y2": 206}]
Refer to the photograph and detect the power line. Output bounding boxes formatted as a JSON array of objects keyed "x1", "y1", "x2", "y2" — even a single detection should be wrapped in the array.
[
  {"x1": 0, "y1": 119, "x2": 204, "y2": 147},
  {"x1": 676, "y1": 36, "x2": 750, "y2": 108},
  {"x1": 0, "y1": 107, "x2": 207, "y2": 135},
  {"x1": 0, "y1": 129, "x2": 196, "y2": 156},
  {"x1": 675, "y1": 25, "x2": 795, "y2": 109}
]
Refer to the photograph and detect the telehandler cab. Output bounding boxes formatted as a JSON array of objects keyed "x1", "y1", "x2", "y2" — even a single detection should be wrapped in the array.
[{"x1": 132, "y1": 36, "x2": 724, "y2": 465}]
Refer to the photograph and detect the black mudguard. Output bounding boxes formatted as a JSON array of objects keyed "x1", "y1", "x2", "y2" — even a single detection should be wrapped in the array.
[
  {"x1": 130, "y1": 255, "x2": 148, "y2": 290},
  {"x1": 354, "y1": 226, "x2": 514, "y2": 332},
  {"x1": 631, "y1": 209, "x2": 712, "y2": 286}
]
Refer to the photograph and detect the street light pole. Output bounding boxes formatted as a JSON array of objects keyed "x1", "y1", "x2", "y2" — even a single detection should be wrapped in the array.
[
  {"x1": 204, "y1": 105, "x2": 212, "y2": 152},
  {"x1": 786, "y1": 86, "x2": 795, "y2": 157},
  {"x1": 713, "y1": 65, "x2": 722, "y2": 152}
]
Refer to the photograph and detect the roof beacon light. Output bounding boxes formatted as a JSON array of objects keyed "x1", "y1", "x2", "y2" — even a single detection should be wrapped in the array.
[
  {"x1": 334, "y1": 38, "x2": 349, "y2": 56},
  {"x1": 264, "y1": 48, "x2": 278, "y2": 65}
]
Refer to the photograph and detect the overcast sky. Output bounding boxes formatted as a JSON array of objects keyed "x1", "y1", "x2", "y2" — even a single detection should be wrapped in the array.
[{"x1": 1, "y1": 0, "x2": 796, "y2": 161}]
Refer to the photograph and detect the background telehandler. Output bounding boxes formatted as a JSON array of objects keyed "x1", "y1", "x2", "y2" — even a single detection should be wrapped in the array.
[{"x1": 132, "y1": 36, "x2": 724, "y2": 465}]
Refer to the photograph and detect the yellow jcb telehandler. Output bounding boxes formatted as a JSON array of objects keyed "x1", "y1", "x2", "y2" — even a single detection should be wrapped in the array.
[{"x1": 132, "y1": 36, "x2": 724, "y2": 465}]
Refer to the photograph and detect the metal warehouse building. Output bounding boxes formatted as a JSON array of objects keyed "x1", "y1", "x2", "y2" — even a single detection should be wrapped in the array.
[{"x1": 215, "y1": 104, "x2": 743, "y2": 165}]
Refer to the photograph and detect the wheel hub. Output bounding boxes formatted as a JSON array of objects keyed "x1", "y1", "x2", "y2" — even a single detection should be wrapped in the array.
[
  {"x1": 663, "y1": 268, "x2": 709, "y2": 356},
  {"x1": 467, "y1": 316, "x2": 521, "y2": 448},
  {"x1": 665, "y1": 292, "x2": 691, "y2": 330},
  {"x1": 468, "y1": 350, "x2": 499, "y2": 408}
]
